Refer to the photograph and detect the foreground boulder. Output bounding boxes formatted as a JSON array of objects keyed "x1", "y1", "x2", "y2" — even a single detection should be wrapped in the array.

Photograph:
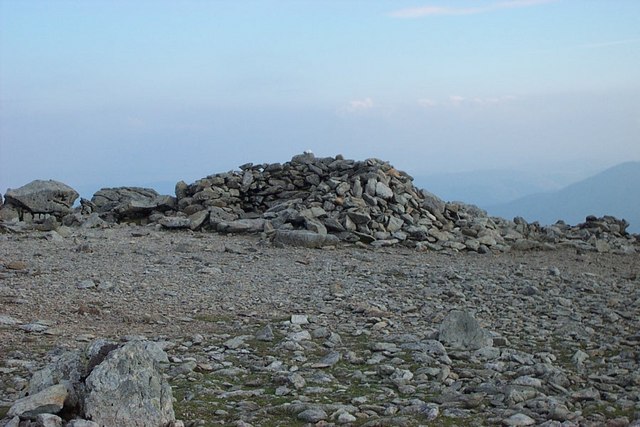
[
  {"x1": 84, "y1": 341, "x2": 175, "y2": 427},
  {"x1": 2, "y1": 339, "x2": 179, "y2": 427},
  {"x1": 2, "y1": 180, "x2": 79, "y2": 219}
]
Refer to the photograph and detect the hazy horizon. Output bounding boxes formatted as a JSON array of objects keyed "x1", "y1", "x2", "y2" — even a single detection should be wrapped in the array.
[{"x1": 2, "y1": 0, "x2": 639, "y2": 197}]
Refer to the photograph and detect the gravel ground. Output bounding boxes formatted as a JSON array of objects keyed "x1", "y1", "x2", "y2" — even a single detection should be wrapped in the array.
[{"x1": 1, "y1": 225, "x2": 639, "y2": 426}]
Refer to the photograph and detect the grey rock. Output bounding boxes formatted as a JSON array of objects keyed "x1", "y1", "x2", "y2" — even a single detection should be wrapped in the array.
[
  {"x1": 375, "y1": 181, "x2": 394, "y2": 200},
  {"x1": 84, "y1": 341, "x2": 175, "y2": 427},
  {"x1": 19, "y1": 323, "x2": 49, "y2": 333},
  {"x1": 273, "y1": 229, "x2": 339, "y2": 248},
  {"x1": 3, "y1": 417, "x2": 20, "y2": 427},
  {"x1": 35, "y1": 413, "x2": 63, "y2": 427},
  {"x1": 217, "y1": 219, "x2": 265, "y2": 233},
  {"x1": 188, "y1": 210, "x2": 209, "y2": 230},
  {"x1": 224, "y1": 335, "x2": 250, "y2": 349},
  {"x1": 502, "y1": 413, "x2": 536, "y2": 426},
  {"x1": 255, "y1": 324, "x2": 275, "y2": 342},
  {"x1": 312, "y1": 351, "x2": 341, "y2": 368},
  {"x1": 66, "y1": 421, "x2": 100, "y2": 427},
  {"x1": 158, "y1": 216, "x2": 191, "y2": 229},
  {"x1": 28, "y1": 350, "x2": 86, "y2": 409},
  {"x1": 0, "y1": 315, "x2": 22, "y2": 325},
  {"x1": 91, "y1": 187, "x2": 175, "y2": 218},
  {"x1": 290, "y1": 314, "x2": 308, "y2": 325},
  {"x1": 7, "y1": 384, "x2": 68, "y2": 418},
  {"x1": 77, "y1": 279, "x2": 96, "y2": 290},
  {"x1": 297, "y1": 408, "x2": 327, "y2": 422},
  {"x1": 80, "y1": 213, "x2": 107, "y2": 229},
  {"x1": 4, "y1": 180, "x2": 78, "y2": 216},
  {"x1": 438, "y1": 310, "x2": 493, "y2": 350}
]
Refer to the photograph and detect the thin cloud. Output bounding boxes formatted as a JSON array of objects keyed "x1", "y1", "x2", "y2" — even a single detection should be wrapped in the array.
[
  {"x1": 391, "y1": 0, "x2": 557, "y2": 18},
  {"x1": 418, "y1": 95, "x2": 517, "y2": 108},
  {"x1": 417, "y1": 98, "x2": 438, "y2": 108},
  {"x1": 345, "y1": 97, "x2": 374, "y2": 113},
  {"x1": 581, "y1": 38, "x2": 640, "y2": 49}
]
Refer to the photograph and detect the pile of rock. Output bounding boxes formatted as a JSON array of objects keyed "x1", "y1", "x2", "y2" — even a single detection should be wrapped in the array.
[
  {"x1": 0, "y1": 153, "x2": 637, "y2": 253},
  {"x1": 1, "y1": 339, "x2": 182, "y2": 427},
  {"x1": 172, "y1": 153, "x2": 462, "y2": 248}
]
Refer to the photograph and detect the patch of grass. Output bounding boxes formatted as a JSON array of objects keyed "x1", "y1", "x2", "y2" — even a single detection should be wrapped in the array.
[
  {"x1": 581, "y1": 401, "x2": 636, "y2": 420},
  {"x1": 193, "y1": 313, "x2": 234, "y2": 324},
  {"x1": 0, "y1": 406, "x2": 9, "y2": 418},
  {"x1": 428, "y1": 416, "x2": 478, "y2": 426}
]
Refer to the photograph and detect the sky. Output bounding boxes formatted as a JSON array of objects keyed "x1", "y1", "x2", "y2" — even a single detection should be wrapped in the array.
[{"x1": 1, "y1": 0, "x2": 639, "y2": 199}]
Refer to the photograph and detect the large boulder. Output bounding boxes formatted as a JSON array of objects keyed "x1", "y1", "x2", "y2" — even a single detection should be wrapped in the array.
[
  {"x1": 3, "y1": 180, "x2": 79, "y2": 216},
  {"x1": 3, "y1": 339, "x2": 177, "y2": 426},
  {"x1": 91, "y1": 187, "x2": 176, "y2": 220},
  {"x1": 84, "y1": 341, "x2": 175, "y2": 427}
]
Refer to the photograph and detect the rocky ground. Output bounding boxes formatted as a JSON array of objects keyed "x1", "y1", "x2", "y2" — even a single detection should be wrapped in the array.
[{"x1": 1, "y1": 225, "x2": 639, "y2": 426}]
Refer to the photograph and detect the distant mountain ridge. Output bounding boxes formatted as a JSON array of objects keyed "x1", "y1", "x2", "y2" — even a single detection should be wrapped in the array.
[
  {"x1": 412, "y1": 169, "x2": 581, "y2": 207},
  {"x1": 486, "y1": 162, "x2": 640, "y2": 233}
]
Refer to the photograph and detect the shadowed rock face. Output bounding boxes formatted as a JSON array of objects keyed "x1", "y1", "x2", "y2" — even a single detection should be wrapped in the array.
[
  {"x1": 91, "y1": 187, "x2": 176, "y2": 220},
  {"x1": 4, "y1": 180, "x2": 79, "y2": 216}
]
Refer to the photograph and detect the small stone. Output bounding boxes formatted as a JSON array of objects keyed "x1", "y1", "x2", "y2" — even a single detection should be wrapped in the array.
[
  {"x1": 35, "y1": 413, "x2": 63, "y2": 427},
  {"x1": 255, "y1": 324, "x2": 275, "y2": 342},
  {"x1": 5, "y1": 261, "x2": 27, "y2": 270},
  {"x1": 19, "y1": 323, "x2": 49, "y2": 333},
  {"x1": 67, "y1": 419, "x2": 102, "y2": 427},
  {"x1": 224, "y1": 335, "x2": 250, "y2": 349},
  {"x1": 275, "y1": 386, "x2": 290, "y2": 396},
  {"x1": 288, "y1": 330, "x2": 311, "y2": 341},
  {"x1": 291, "y1": 314, "x2": 309, "y2": 325},
  {"x1": 312, "y1": 351, "x2": 341, "y2": 368},
  {"x1": 375, "y1": 182, "x2": 394, "y2": 200},
  {"x1": 502, "y1": 413, "x2": 536, "y2": 426},
  {"x1": 438, "y1": 310, "x2": 493, "y2": 350},
  {"x1": 0, "y1": 315, "x2": 22, "y2": 325},
  {"x1": 288, "y1": 372, "x2": 306, "y2": 389},
  {"x1": 549, "y1": 404, "x2": 572, "y2": 421},
  {"x1": 77, "y1": 279, "x2": 96, "y2": 289},
  {"x1": 298, "y1": 408, "x2": 328, "y2": 423},
  {"x1": 337, "y1": 412, "x2": 357, "y2": 423},
  {"x1": 572, "y1": 349, "x2": 588, "y2": 367}
]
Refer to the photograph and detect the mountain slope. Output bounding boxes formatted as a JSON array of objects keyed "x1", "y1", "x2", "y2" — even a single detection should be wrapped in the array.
[
  {"x1": 487, "y1": 162, "x2": 640, "y2": 232},
  {"x1": 412, "y1": 169, "x2": 581, "y2": 207}
]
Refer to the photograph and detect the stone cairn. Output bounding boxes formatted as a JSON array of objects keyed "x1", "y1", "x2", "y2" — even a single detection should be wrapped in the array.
[{"x1": 0, "y1": 153, "x2": 637, "y2": 253}]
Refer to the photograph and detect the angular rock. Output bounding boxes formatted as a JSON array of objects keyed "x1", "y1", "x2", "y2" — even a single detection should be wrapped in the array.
[
  {"x1": 35, "y1": 413, "x2": 63, "y2": 427},
  {"x1": 84, "y1": 341, "x2": 175, "y2": 427},
  {"x1": 7, "y1": 384, "x2": 68, "y2": 419},
  {"x1": 502, "y1": 413, "x2": 536, "y2": 426},
  {"x1": 438, "y1": 310, "x2": 493, "y2": 350},
  {"x1": 217, "y1": 219, "x2": 265, "y2": 233},
  {"x1": 158, "y1": 216, "x2": 191, "y2": 229},
  {"x1": 91, "y1": 187, "x2": 175, "y2": 219},
  {"x1": 4, "y1": 180, "x2": 79, "y2": 216},
  {"x1": 273, "y1": 230, "x2": 339, "y2": 248},
  {"x1": 297, "y1": 408, "x2": 327, "y2": 423}
]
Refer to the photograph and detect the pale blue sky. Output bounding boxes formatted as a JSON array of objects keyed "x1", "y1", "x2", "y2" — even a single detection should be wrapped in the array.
[{"x1": 1, "y1": 0, "x2": 639, "y2": 197}]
